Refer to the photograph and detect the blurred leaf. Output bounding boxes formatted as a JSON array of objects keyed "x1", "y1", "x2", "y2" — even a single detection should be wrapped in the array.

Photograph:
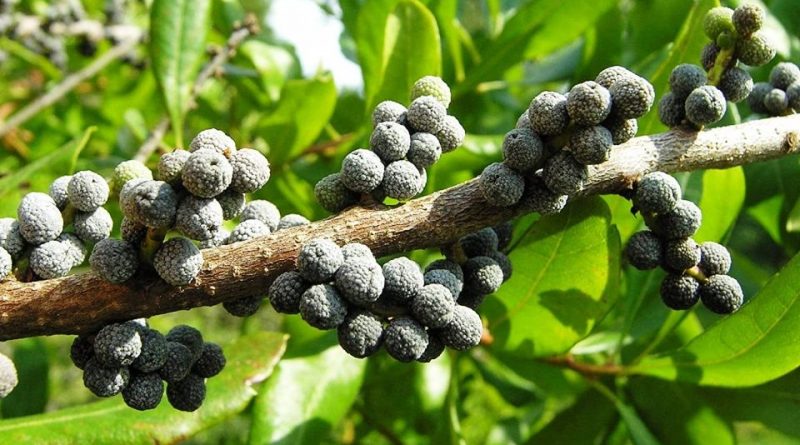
[
  {"x1": 0, "y1": 332, "x2": 287, "y2": 443},
  {"x1": 694, "y1": 167, "x2": 745, "y2": 242},
  {"x1": 248, "y1": 344, "x2": 366, "y2": 445},
  {"x1": 150, "y1": 0, "x2": 212, "y2": 147},
  {"x1": 1, "y1": 339, "x2": 49, "y2": 418},
  {"x1": 485, "y1": 197, "x2": 620, "y2": 357},
  {"x1": 238, "y1": 41, "x2": 300, "y2": 103},
  {"x1": 259, "y1": 75, "x2": 338, "y2": 165},
  {"x1": 431, "y1": 0, "x2": 465, "y2": 81},
  {"x1": 526, "y1": 388, "x2": 616, "y2": 444},
  {"x1": 633, "y1": 250, "x2": 800, "y2": 386}
]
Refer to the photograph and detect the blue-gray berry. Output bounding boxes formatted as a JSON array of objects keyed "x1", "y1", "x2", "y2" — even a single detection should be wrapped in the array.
[
  {"x1": 700, "y1": 275, "x2": 743, "y2": 314},
  {"x1": 609, "y1": 75, "x2": 654, "y2": 119},
  {"x1": 502, "y1": 127, "x2": 544, "y2": 172},
  {"x1": 479, "y1": 162, "x2": 524, "y2": 207},
  {"x1": 685, "y1": 85, "x2": 726, "y2": 126},
  {"x1": 426, "y1": 259, "x2": 464, "y2": 283},
  {"x1": 747, "y1": 82, "x2": 773, "y2": 114},
  {"x1": 192, "y1": 342, "x2": 226, "y2": 378},
  {"x1": 94, "y1": 322, "x2": 142, "y2": 368},
  {"x1": 167, "y1": 373, "x2": 206, "y2": 412},
  {"x1": 73, "y1": 207, "x2": 113, "y2": 243},
  {"x1": 519, "y1": 175, "x2": 568, "y2": 216},
  {"x1": 121, "y1": 180, "x2": 179, "y2": 229},
  {"x1": 0, "y1": 218, "x2": 25, "y2": 259},
  {"x1": 463, "y1": 256, "x2": 503, "y2": 295},
  {"x1": 370, "y1": 121, "x2": 411, "y2": 163},
  {"x1": 182, "y1": 149, "x2": 233, "y2": 198},
  {"x1": 412, "y1": 283, "x2": 455, "y2": 329},
  {"x1": 335, "y1": 258, "x2": 384, "y2": 306},
  {"x1": 297, "y1": 238, "x2": 343, "y2": 283},
  {"x1": 30, "y1": 240, "x2": 71, "y2": 278},
  {"x1": 542, "y1": 151, "x2": 588, "y2": 195},
  {"x1": 407, "y1": 133, "x2": 442, "y2": 169},
  {"x1": 658, "y1": 92, "x2": 686, "y2": 127},
  {"x1": 57, "y1": 233, "x2": 86, "y2": 267},
  {"x1": 227, "y1": 219, "x2": 270, "y2": 244},
  {"x1": 189, "y1": 128, "x2": 236, "y2": 157},
  {"x1": 153, "y1": 237, "x2": 203, "y2": 286},
  {"x1": 341, "y1": 243, "x2": 375, "y2": 264},
  {"x1": 382, "y1": 160, "x2": 422, "y2": 201},
  {"x1": 698, "y1": 241, "x2": 732, "y2": 276},
  {"x1": 528, "y1": 91, "x2": 569, "y2": 135},
  {"x1": 417, "y1": 334, "x2": 445, "y2": 362},
  {"x1": 83, "y1": 357, "x2": 130, "y2": 397},
  {"x1": 70, "y1": 334, "x2": 95, "y2": 370},
  {"x1": 603, "y1": 115, "x2": 638, "y2": 144},
  {"x1": 241, "y1": 199, "x2": 280, "y2": 231},
  {"x1": 300, "y1": 283, "x2": 348, "y2": 329},
  {"x1": 382, "y1": 257, "x2": 424, "y2": 304},
  {"x1": 634, "y1": 172, "x2": 682, "y2": 215},
  {"x1": 650, "y1": 200, "x2": 702, "y2": 240},
  {"x1": 718, "y1": 67, "x2": 753, "y2": 103},
  {"x1": 90, "y1": 239, "x2": 139, "y2": 283},
  {"x1": 669, "y1": 64, "x2": 707, "y2": 99},
  {"x1": 493, "y1": 221, "x2": 514, "y2": 250},
  {"x1": 338, "y1": 310, "x2": 384, "y2": 358},
  {"x1": 595, "y1": 66, "x2": 638, "y2": 89},
  {"x1": 372, "y1": 100, "x2": 407, "y2": 127},
  {"x1": 158, "y1": 149, "x2": 191, "y2": 184},
  {"x1": 407, "y1": 96, "x2": 446, "y2": 134},
  {"x1": 18, "y1": 193, "x2": 63, "y2": 245},
  {"x1": 424, "y1": 269, "x2": 462, "y2": 300},
  {"x1": 166, "y1": 325, "x2": 204, "y2": 361},
  {"x1": 49, "y1": 175, "x2": 71, "y2": 210},
  {"x1": 199, "y1": 228, "x2": 230, "y2": 249},
  {"x1": 660, "y1": 274, "x2": 700, "y2": 310},
  {"x1": 132, "y1": 328, "x2": 168, "y2": 373},
  {"x1": 663, "y1": 238, "x2": 701, "y2": 271},
  {"x1": 567, "y1": 81, "x2": 612, "y2": 126},
  {"x1": 487, "y1": 251, "x2": 512, "y2": 281},
  {"x1": 223, "y1": 295, "x2": 263, "y2": 317},
  {"x1": 229, "y1": 148, "x2": 270, "y2": 193},
  {"x1": 341, "y1": 149, "x2": 385, "y2": 193},
  {"x1": 315, "y1": 173, "x2": 359, "y2": 213},
  {"x1": 438, "y1": 305, "x2": 482, "y2": 351},
  {"x1": 175, "y1": 195, "x2": 223, "y2": 241},
  {"x1": 159, "y1": 341, "x2": 194, "y2": 383},
  {"x1": 569, "y1": 125, "x2": 613, "y2": 165},
  {"x1": 0, "y1": 247, "x2": 10, "y2": 281},
  {"x1": 384, "y1": 316, "x2": 428, "y2": 362},
  {"x1": 460, "y1": 228, "x2": 499, "y2": 258},
  {"x1": 67, "y1": 170, "x2": 109, "y2": 212},
  {"x1": 268, "y1": 270, "x2": 309, "y2": 314},
  {"x1": 624, "y1": 230, "x2": 662, "y2": 270},
  {"x1": 122, "y1": 372, "x2": 163, "y2": 411},
  {"x1": 764, "y1": 88, "x2": 788, "y2": 115},
  {"x1": 120, "y1": 217, "x2": 146, "y2": 247},
  {"x1": 216, "y1": 188, "x2": 245, "y2": 220},
  {"x1": 435, "y1": 115, "x2": 465, "y2": 153},
  {"x1": 277, "y1": 214, "x2": 310, "y2": 230}
]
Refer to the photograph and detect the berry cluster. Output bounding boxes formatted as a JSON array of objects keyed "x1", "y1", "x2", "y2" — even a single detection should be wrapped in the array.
[
  {"x1": 0, "y1": 351, "x2": 17, "y2": 399},
  {"x1": 71, "y1": 321, "x2": 225, "y2": 411},
  {"x1": 93, "y1": 128, "x2": 273, "y2": 288},
  {"x1": 748, "y1": 62, "x2": 800, "y2": 116},
  {"x1": 315, "y1": 76, "x2": 465, "y2": 212},
  {"x1": 265, "y1": 226, "x2": 511, "y2": 362},
  {"x1": 624, "y1": 172, "x2": 743, "y2": 314},
  {"x1": 0, "y1": 170, "x2": 112, "y2": 282},
  {"x1": 659, "y1": 4, "x2": 774, "y2": 128},
  {"x1": 479, "y1": 66, "x2": 654, "y2": 207},
  {"x1": 0, "y1": 0, "x2": 144, "y2": 69}
]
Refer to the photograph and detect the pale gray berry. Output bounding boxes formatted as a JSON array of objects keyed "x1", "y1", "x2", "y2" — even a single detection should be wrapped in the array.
[
  {"x1": 718, "y1": 67, "x2": 753, "y2": 103},
  {"x1": 30, "y1": 240, "x2": 71, "y2": 278},
  {"x1": 407, "y1": 133, "x2": 442, "y2": 169},
  {"x1": 57, "y1": 233, "x2": 86, "y2": 267},
  {"x1": 0, "y1": 352, "x2": 18, "y2": 398},
  {"x1": 68, "y1": 170, "x2": 109, "y2": 211},
  {"x1": 158, "y1": 149, "x2": 191, "y2": 184},
  {"x1": 435, "y1": 115, "x2": 465, "y2": 153},
  {"x1": 335, "y1": 258, "x2": 384, "y2": 306},
  {"x1": 407, "y1": 96, "x2": 446, "y2": 134},
  {"x1": 90, "y1": 239, "x2": 138, "y2": 283},
  {"x1": 216, "y1": 188, "x2": 245, "y2": 220},
  {"x1": 479, "y1": 162, "x2": 524, "y2": 207},
  {"x1": 153, "y1": 237, "x2": 203, "y2": 286},
  {"x1": 609, "y1": 75, "x2": 655, "y2": 119},
  {"x1": 120, "y1": 217, "x2": 147, "y2": 246},
  {"x1": 685, "y1": 85, "x2": 726, "y2": 126},
  {"x1": 229, "y1": 148, "x2": 270, "y2": 193},
  {"x1": 121, "y1": 180, "x2": 179, "y2": 229},
  {"x1": 424, "y1": 269, "x2": 461, "y2": 300},
  {"x1": 94, "y1": 322, "x2": 142, "y2": 367},
  {"x1": 748, "y1": 82, "x2": 773, "y2": 114},
  {"x1": 300, "y1": 284, "x2": 348, "y2": 330},
  {"x1": 372, "y1": 100, "x2": 407, "y2": 127},
  {"x1": 175, "y1": 196, "x2": 223, "y2": 241},
  {"x1": 198, "y1": 228, "x2": 230, "y2": 249},
  {"x1": 519, "y1": 174, "x2": 569, "y2": 216},
  {"x1": 341, "y1": 243, "x2": 375, "y2": 264},
  {"x1": 595, "y1": 66, "x2": 637, "y2": 89},
  {"x1": 382, "y1": 257, "x2": 424, "y2": 304},
  {"x1": 341, "y1": 149, "x2": 385, "y2": 193},
  {"x1": 277, "y1": 214, "x2": 310, "y2": 230},
  {"x1": 370, "y1": 121, "x2": 411, "y2": 163},
  {"x1": 49, "y1": 175, "x2": 72, "y2": 210},
  {"x1": 315, "y1": 173, "x2": 359, "y2": 213},
  {"x1": 516, "y1": 109, "x2": 530, "y2": 129},
  {"x1": 297, "y1": 238, "x2": 343, "y2": 283},
  {"x1": 438, "y1": 305, "x2": 482, "y2": 351},
  {"x1": 227, "y1": 219, "x2": 270, "y2": 244},
  {"x1": 0, "y1": 247, "x2": 10, "y2": 281},
  {"x1": 412, "y1": 283, "x2": 455, "y2": 329},
  {"x1": 74, "y1": 207, "x2": 113, "y2": 243},
  {"x1": 764, "y1": 88, "x2": 788, "y2": 115},
  {"x1": 384, "y1": 316, "x2": 428, "y2": 362},
  {"x1": 189, "y1": 128, "x2": 236, "y2": 157},
  {"x1": 241, "y1": 200, "x2": 280, "y2": 231},
  {"x1": 463, "y1": 256, "x2": 503, "y2": 295},
  {"x1": 528, "y1": 91, "x2": 569, "y2": 135},
  {"x1": 603, "y1": 115, "x2": 638, "y2": 144},
  {"x1": 383, "y1": 160, "x2": 422, "y2": 201},
  {"x1": 182, "y1": 149, "x2": 233, "y2": 198},
  {"x1": 18, "y1": 193, "x2": 63, "y2": 245},
  {"x1": 502, "y1": 127, "x2": 543, "y2": 172},
  {"x1": 0, "y1": 218, "x2": 25, "y2": 258}
]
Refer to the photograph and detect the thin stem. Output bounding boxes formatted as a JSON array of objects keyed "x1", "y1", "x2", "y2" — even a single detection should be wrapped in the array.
[{"x1": 543, "y1": 355, "x2": 626, "y2": 377}]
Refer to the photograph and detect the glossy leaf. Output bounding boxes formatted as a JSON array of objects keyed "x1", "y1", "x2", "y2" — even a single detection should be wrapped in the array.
[
  {"x1": 694, "y1": 167, "x2": 745, "y2": 243},
  {"x1": 0, "y1": 332, "x2": 287, "y2": 443},
  {"x1": 248, "y1": 344, "x2": 366, "y2": 445},
  {"x1": 150, "y1": 0, "x2": 212, "y2": 146},
  {"x1": 633, "y1": 250, "x2": 800, "y2": 386},
  {"x1": 486, "y1": 197, "x2": 620, "y2": 357}
]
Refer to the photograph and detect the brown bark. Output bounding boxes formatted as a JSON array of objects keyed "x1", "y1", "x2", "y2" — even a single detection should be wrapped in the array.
[{"x1": 1, "y1": 115, "x2": 799, "y2": 340}]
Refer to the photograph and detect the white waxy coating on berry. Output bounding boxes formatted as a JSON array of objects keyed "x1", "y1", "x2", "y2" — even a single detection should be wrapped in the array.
[
  {"x1": 384, "y1": 316, "x2": 428, "y2": 362},
  {"x1": 542, "y1": 151, "x2": 588, "y2": 195},
  {"x1": 341, "y1": 149, "x2": 385, "y2": 193},
  {"x1": 90, "y1": 239, "x2": 138, "y2": 283},
  {"x1": 268, "y1": 270, "x2": 309, "y2": 314},
  {"x1": 685, "y1": 85, "x2": 727, "y2": 126},
  {"x1": 30, "y1": 240, "x2": 71, "y2": 278},
  {"x1": 18, "y1": 193, "x2": 63, "y2": 245},
  {"x1": 198, "y1": 228, "x2": 230, "y2": 249},
  {"x1": 370, "y1": 121, "x2": 411, "y2": 163},
  {"x1": 407, "y1": 96, "x2": 447, "y2": 134},
  {"x1": 372, "y1": 100, "x2": 407, "y2": 127},
  {"x1": 216, "y1": 189, "x2": 245, "y2": 220},
  {"x1": 83, "y1": 357, "x2": 130, "y2": 397},
  {"x1": 438, "y1": 305, "x2": 482, "y2": 350},
  {"x1": 567, "y1": 81, "x2": 612, "y2": 126},
  {"x1": 121, "y1": 180, "x2": 179, "y2": 229},
  {"x1": 0, "y1": 247, "x2": 11, "y2": 281},
  {"x1": 153, "y1": 237, "x2": 203, "y2": 286},
  {"x1": 528, "y1": 91, "x2": 569, "y2": 135},
  {"x1": 479, "y1": 162, "x2": 524, "y2": 207},
  {"x1": 0, "y1": 218, "x2": 26, "y2": 258},
  {"x1": 189, "y1": 128, "x2": 236, "y2": 157},
  {"x1": 227, "y1": 219, "x2": 270, "y2": 244},
  {"x1": 241, "y1": 200, "x2": 280, "y2": 231},
  {"x1": 57, "y1": 233, "x2": 86, "y2": 267},
  {"x1": 335, "y1": 258, "x2": 384, "y2": 306},
  {"x1": 49, "y1": 175, "x2": 72, "y2": 210},
  {"x1": 297, "y1": 238, "x2": 344, "y2": 283},
  {"x1": 175, "y1": 195, "x2": 223, "y2": 241},
  {"x1": 502, "y1": 127, "x2": 543, "y2": 173},
  {"x1": 0, "y1": 352, "x2": 18, "y2": 398},
  {"x1": 277, "y1": 214, "x2": 310, "y2": 231},
  {"x1": 74, "y1": 207, "x2": 113, "y2": 243},
  {"x1": 158, "y1": 149, "x2": 191, "y2": 184},
  {"x1": 411, "y1": 76, "x2": 451, "y2": 108},
  {"x1": 341, "y1": 242, "x2": 375, "y2": 264},
  {"x1": 315, "y1": 173, "x2": 359, "y2": 214},
  {"x1": 436, "y1": 115, "x2": 465, "y2": 153},
  {"x1": 412, "y1": 283, "x2": 455, "y2": 329},
  {"x1": 182, "y1": 149, "x2": 233, "y2": 198},
  {"x1": 229, "y1": 148, "x2": 270, "y2": 193},
  {"x1": 407, "y1": 132, "x2": 442, "y2": 169},
  {"x1": 382, "y1": 160, "x2": 422, "y2": 201},
  {"x1": 94, "y1": 322, "x2": 142, "y2": 367},
  {"x1": 382, "y1": 257, "x2": 423, "y2": 304},
  {"x1": 67, "y1": 171, "x2": 109, "y2": 212},
  {"x1": 300, "y1": 283, "x2": 348, "y2": 329}
]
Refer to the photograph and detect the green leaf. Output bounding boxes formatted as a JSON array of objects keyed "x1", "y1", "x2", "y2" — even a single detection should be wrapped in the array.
[
  {"x1": 1, "y1": 339, "x2": 49, "y2": 418},
  {"x1": 0, "y1": 332, "x2": 286, "y2": 443},
  {"x1": 486, "y1": 197, "x2": 620, "y2": 357},
  {"x1": 694, "y1": 167, "x2": 745, "y2": 243},
  {"x1": 150, "y1": 0, "x2": 212, "y2": 147},
  {"x1": 526, "y1": 388, "x2": 616, "y2": 444},
  {"x1": 259, "y1": 75, "x2": 338, "y2": 166},
  {"x1": 632, "y1": 250, "x2": 800, "y2": 386},
  {"x1": 248, "y1": 344, "x2": 366, "y2": 445}
]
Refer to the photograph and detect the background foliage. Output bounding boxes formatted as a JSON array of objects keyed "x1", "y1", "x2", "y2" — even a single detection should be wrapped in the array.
[{"x1": 1, "y1": 0, "x2": 800, "y2": 443}]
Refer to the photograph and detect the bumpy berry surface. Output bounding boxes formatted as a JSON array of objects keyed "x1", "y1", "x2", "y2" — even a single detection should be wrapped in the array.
[
  {"x1": 83, "y1": 357, "x2": 129, "y2": 397},
  {"x1": 0, "y1": 247, "x2": 10, "y2": 281},
  {"x1": 49, "y1": 175, "x2": 72, "y2": 210},
  {"x1": 425, "y1": 259, "x2": 464, "y2": 283},
  {"x1": 424, "y1": 269, "x2": 462, "y2": 300},
  {"x1": 412, "y1": 283, "x2": 455, "y2": 329},
  {"x1": 718, "y1": 67, "x2": 753, "y2": 103},
  {"x1": 159, "y1": 341, "x2": 194, "y2": 383},
  {"x1": 223, "y1": 295, "x2": 263, "y2": 317},
  {"x1": 153, "y1": 237, "x2": 203, "y2": 286},
  {"x1": 595, "y1": 66, "x2": 637, "y2": 89},
  {"x1": 268, "y1": 270, "x2": 309, "y2": 314},
  {"x1": 407, "y1": 96, "x2": 446, "y2": 134},
  {"x1": 748, "y1": 82, "x2": 773, "y2": 114},
  {"x1": 604, "y1": 115, "x2": 638, "y2": 144},
  {"x1": 479, "y1": 162, "x2": 525, "y2": 207},
  {"x1": 338, "y1": 310, "x2": 384, "y2": 358},
  {"x1": 787, "y1": 82, "x2": 800, "y2": 111},
  {"x1": 407, "y1": 132, "x2": 442, "y2": 169},
  {"x1": 229, "y1": 148, "x2": 270, "y2": 193},
  {"x1": 660, "y1": 274, "x2": 700, "y2": 310},
  {"x1": 193, "y1": 342, "x2": 226, "y2": 378},
  {"x1": 70, "y1": 335, "x2": 95, "y2": 370},
  {"x1": 569, "y1": 125, "x2": 613, "y2": 165},
  {"x1": 460, "y1": 228, "x2": 499, "y2": 258},
  {"x1": 736, "y1": 33, "x2": 776, "y2": 67},
  {"x1": 685, "y1": 85, "x2": 726, "y2": 126},
  {"x1": 411, "y1": 76, "x2": 451, "y2": 108},
  {"x1": 300, "y1": 283, "x2": 348, "y2": 330},
  {"x1": 341, "y1": 243, "x2": 375, "y2": 263},
  {"x1": 241, "y1": 200, "x2": 280, "y2": 231},
  {"x1": 698, "y1": 242, "x2": 732, "y2": 276},
  {"x1": 189, "y1": 128, "x2": 236, "y2": 157},
  {"x1": 370, "y1": 121, "x2": 411, "y2": 163},
  {"x1": 566, "y1": 81, "x2": 611, "y2": 126},
  {"x1": 90, "y1": 239, "x2": 138, "y2": 283},
  {"x1": 167, "y1": 373, "x2": 206, "y2": 412},
  {"x1": 57, "y1": 233, "x2": 86, "y2": 267},
  {"x1": 18, "y1": 193, "x2": 63, "y2": 245},
  {"x1": 158, "y1": 150, "x2": 191, "y2": 184},
  {"x1": 502, "y1": 127, "x2": 543, "y2": 172},
  {"x1": 519, "y1": 174, "x2": 568, "y2": 216},
  {"x1": 0, "y1": 353, "x2": 16, "y2": 398},
  {"x1": 384, "y1": 316, "x2": 429, "y2": 362},
  {"x1": 658, "y1": 92, "x2": 686, "y2": 127},
  {"x1": 663, "y1": 238, "x2": 701, "y2": 271},
  {"x1": 216, "y1": 189, "x2": 245, "y2": 220},
  {"x1": 277, "y1": 214, "x2": 310, "y2": 231},
  {"x1": 227, "y1": 219, "x2": 270, "y2": 244},
  {"x1": 111, "y1": 160, "x2": 152, "y2": 195},
  {"x1": 732, "y1": 3, "x2": 763, "y2": 38},
  {"x1": 382, "y1": 160, "x2": 422, "y2": 201},
  {"x1": 182, "y1": 149, "x2": 233, "y2": 198},
  {"x1": 634, "y1": 172, "x2": 681, "y2": 215},
  {"x1": 608, "y1": 75, "x2": 654, "y2": 119},
  {"x1": 315, "y1": 173, "x2": 358, "y2": 213},
  {"x1": 74, "y1": 207, "x2": 113, "y2": 243},
  {"x1": 67, "y1": 170, "x2": 109, "y2": 212},
  {"x1": 528, "y1": 91, "x2": 569, "y2": 135},
  {"x1": 0, "y1": 218, "x2": 25, "y2": 259},
  {"x1": 335, "y1": 258, "x2": 384, "y2": 306},
  {"x1": 669, "y1": 64, "x2": 707, "y2": 99},
  {"x1": 463, "y1": 256, "x2": 503, "y2": 295},
  {"x1": 624, "y1": 231, "x2": 662, "y2": 270},
  {"x1": 132, "y1": 328, "x2": 168, "y2": 373},
  {"x1": 199, "y1": 228, "x2": 230, "y2": 249},
  {"x1": 488, "y1": 251, "x2": 513, "y2": 281},
  {"x1": 175, "y1": 196, "x2": 223, "y2": 241},
  {"x1": 341, "y1": 149, "x2": 385, "y2": 193},
  {"x1": 30, "y1": 240, "x2": 71, "y2": 278},
  {"x1": 166, "y1": 325, "x2": 204, "y2": 360},
  {"x1": 297, "y1": 238, "x2": 344, "y2": 283},
  {"x1": 493, "y1": 221, "x2": 514, "y2": 250},
  {"x1": 650, "y1": 200, "x2": 702, "y2": 240},
  {"x1": 382, "y1": 257, "x2": 424, "y2": 304},
  {"x1": 121, "y1": 180, "x2": 178, "y2": 229},
  {"x1": 701, "y1": 43, "x2": 721, "y2": 72},
  {"x1": 372, "y1": 100, "x2": 407, "y2": 127},
  {"x1": 542, "y1": 151, "x2": 588, "y2": 195},
  {"x1": 94, "y1": 322, "x2": 142, "y2": 368},
  {"x1": 438, "y1": 305, "x2": 482, "y2": 351},
  {"x1": 700, "y1": 275, "x2": 743, "y2": 314},
  {"x1": 122, "y1": 372, "x2": 163, "y2": 411},
  {"x1": 764, "y1": 88, "x2": 788, "y2": 115},
  {"x1": 417, "y1": 334, "x2": 446, "y2": 363},
  {"x1": 435, "y1": 115, "x2": 465, "y2": 153}
]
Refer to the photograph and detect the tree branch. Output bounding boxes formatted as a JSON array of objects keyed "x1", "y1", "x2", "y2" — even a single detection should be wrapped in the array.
[{"x1": 1, "y1": 115, "x2": 799, "y2": 340}]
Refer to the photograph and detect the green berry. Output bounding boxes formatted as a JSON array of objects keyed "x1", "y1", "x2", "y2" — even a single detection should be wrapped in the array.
[
  {"x1": 787, "y1": 82, "x2": 800, "y2": 111},
  {"x1": 736, "y1": 32, "x2": 776, "y2": 67},
  {"x1": 411, "y1": 76, "x2": 451, "y2": 108},
  {"x1": 111, "y1": 160, "x2": 152, "y2": 195},
  {"x1": 703, "y1": 6, "x2": 734, "y2": 40}
]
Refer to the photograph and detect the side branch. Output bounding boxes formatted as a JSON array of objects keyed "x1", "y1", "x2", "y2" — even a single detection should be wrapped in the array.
[{"x1": 1, "y1": 115, "x2": 798, "y2": 340}]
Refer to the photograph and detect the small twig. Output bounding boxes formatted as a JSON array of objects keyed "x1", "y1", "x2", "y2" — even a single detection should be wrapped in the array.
[
  {"x1": 134, "y1": 18, "x2": 257, "y2": 162},
  {"x1": 543, "y1": 355, "x2": 625, "y2": 377},
  {"x1": 290, "y1": 133, "x2": 355, "y2": 162},
  {"x1": 0, "y1": 37, "x2": 140, "y2": 138}
]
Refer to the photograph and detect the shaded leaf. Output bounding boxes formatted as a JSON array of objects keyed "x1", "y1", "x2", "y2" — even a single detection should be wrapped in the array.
[
  {"x1": 694, "y1": 167, "x2": 745, "y2": 243},
  {"x1": 1, "y1": 339, "x2": 49, "y2": 418}
]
